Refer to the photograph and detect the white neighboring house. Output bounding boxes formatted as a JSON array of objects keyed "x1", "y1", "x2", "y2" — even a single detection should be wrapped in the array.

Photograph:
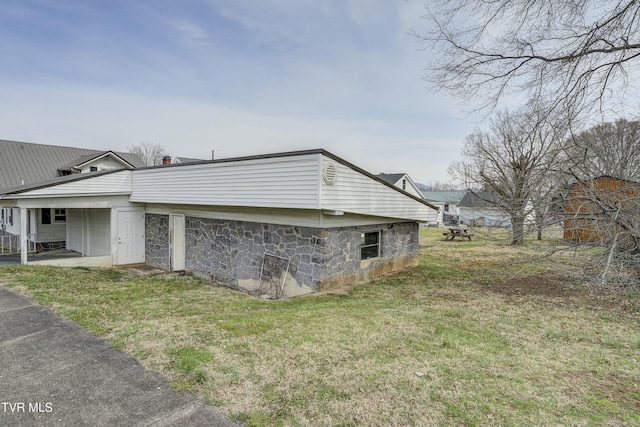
[
  {"x1": 173, "y1": 156, "x2": 206, "y2": 164},
  {"x1": 422, "y1": 191, "x2": 467, "y2": 226},
  {"x1": 0, "y1": 139, "x2": 144, "y2": 251},
  {"x1": 376, "y1": 173, "x2": 425, "y2": 199},
  {"x1": 0, "y1": 149, "x2": 438, "y2": 297},
  {"x1": 457, "y1": 191, "x2": 512, "y2": 227}
]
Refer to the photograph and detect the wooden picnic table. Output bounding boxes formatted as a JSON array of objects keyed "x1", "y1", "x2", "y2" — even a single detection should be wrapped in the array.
[{"x1": 443, "y1": 227, "x2": 474, "y2": 241}]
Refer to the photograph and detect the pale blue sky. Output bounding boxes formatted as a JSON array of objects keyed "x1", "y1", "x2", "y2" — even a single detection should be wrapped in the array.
[{"x1": 0, "y1": 0, "x2": 473, "y2": 184}]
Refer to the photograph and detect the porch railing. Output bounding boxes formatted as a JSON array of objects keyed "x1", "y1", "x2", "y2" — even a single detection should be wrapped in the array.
[{"x1": 0, "y1": 233, "x2": 37, "y2": 255}]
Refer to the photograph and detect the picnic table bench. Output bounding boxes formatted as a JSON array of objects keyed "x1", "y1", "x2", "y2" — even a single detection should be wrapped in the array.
[{"x1": 443, "y1": 227, "x2": 474, "y2": 241}]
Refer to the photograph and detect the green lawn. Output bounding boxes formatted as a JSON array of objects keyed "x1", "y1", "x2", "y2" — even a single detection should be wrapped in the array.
[{"x1": 1, "y1": 228, "x2": 639, "y2": 426}]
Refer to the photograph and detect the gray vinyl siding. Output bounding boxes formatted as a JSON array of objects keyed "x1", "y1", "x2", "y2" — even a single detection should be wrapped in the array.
[
  {"x1": 79, "y1": 158, "x2": 130, "y2": 173},
  {"x1": 65, "y1": 209, "x2": 111, "y2": 255},
  {"x1": 320, "y1": 157, "x2": 437, "y2": 222},
  {"x1": 36, "y1": 209, "x2": 66, "y2": 242},
  {"x1": 66, "y1": 209, "x2": 83, "y2": 252},
  {"x1": 132, "y1": 153, "x2": 436, "y2": 221},
  {"x1": 18, "y1": 171, "x2": 133, "y2": 197},
  {"x1": 130, "y1": 154, "x2": 321, "y2": 209},
  {"x1": 2, "y1": 208, "x2": 20, "y2": 235},
  {"x1": 85, "y1": 209, "x2": 111, "y2": 255}
]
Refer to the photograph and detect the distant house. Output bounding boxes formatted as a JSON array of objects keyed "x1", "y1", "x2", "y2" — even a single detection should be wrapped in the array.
[
  {"x1": 377, "y1": 173, "x2": 424, "y2": 199},
  {"x1": 173, "y1": 156, "x2": 206, "y2": 164},
  {"x1": 0, "y1": 139, "x2": 144, "y2": 251},
  {"x1": 458, "y1": 191, "x2": 511, "y2": 227},
  {"x1": 0, "y1": 149, "x2": 438, "y2": 297},
  {"x1": 422, "y1": 191, "x2": 467, "y2": 226},
  {"x1": 563, "y1": 176, "x2": 640, "y2": 242}
]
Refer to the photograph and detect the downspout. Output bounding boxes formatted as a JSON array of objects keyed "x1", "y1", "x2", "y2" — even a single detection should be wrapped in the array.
[
  {"x1": 317, "y1": 154, "x2": 323, "y2": 227},
  {"x1": 20, "y1": 207, "x2": 27, "y2": 265}
]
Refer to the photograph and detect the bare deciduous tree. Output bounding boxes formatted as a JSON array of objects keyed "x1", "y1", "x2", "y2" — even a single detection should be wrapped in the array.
[
  {"x1": 418, "y1": 1, "x2": 640, "y2": 120},
  {"x1": 450, "y1": 109, "x2": 565, "y2": 245},
  {"x1": 563, "y1": 118, "x2": 640, "y2": 182},
  {"x1": 564, "y1": 176, "x2": 640, "y2": 288},
  {"x1": 127, "y1": 142, "x2": 168, "y2": 166},
  {"x1": 419, "y1": 1, "x2": 640, "y2": 291}
]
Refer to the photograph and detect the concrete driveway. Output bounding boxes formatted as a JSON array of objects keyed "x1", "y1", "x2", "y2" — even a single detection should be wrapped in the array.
[{"x1": 0, "y1": 286, "x2": 244, "y2": 427}]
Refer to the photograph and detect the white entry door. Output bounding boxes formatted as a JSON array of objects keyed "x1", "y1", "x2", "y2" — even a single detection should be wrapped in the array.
[
  {"x1": 116, "y1": 209, "x2": 145, "y2": 265},
  {"x1": 170, "y1": 214, "x2": 185, "y2": 271}
]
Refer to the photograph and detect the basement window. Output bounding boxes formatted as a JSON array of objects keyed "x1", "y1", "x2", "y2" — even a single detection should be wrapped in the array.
[{"x1": 360, "y1": 231, "x2": 380, "y2": 260}]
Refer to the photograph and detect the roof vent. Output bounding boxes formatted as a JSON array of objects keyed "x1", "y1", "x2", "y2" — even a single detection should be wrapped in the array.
[{"x1": 323, "y1": 163, "x2": 337, "y2": 185}]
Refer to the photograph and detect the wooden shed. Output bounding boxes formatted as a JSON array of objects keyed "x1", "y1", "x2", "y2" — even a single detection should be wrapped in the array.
[{"x1": 563, "y1": 176, "x2": 640, "y2": 242}]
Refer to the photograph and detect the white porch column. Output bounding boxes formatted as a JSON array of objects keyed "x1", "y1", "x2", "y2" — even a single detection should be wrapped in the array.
[{"x1": 20, "y1": 207, "x2": 28, "y2": 265}]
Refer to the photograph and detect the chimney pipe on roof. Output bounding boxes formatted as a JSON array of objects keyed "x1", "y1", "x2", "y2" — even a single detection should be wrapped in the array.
[
  {"x1": 211, "y1": 150, "x2": 215, "y2": 160},
  {"x1": 162, "y1": 155, "x2": 171, "y2": 165}
]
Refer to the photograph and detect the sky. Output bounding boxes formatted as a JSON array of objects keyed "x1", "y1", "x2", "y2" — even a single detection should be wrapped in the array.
[{"x1": 0, "y1": 0, "x2": 475, "y2": 185}]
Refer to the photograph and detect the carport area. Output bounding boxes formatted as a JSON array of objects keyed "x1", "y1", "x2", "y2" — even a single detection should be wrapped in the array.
[
  {"x1": 0, "y1": 205, "x2": 138, "y2": 268},
  {"x1": 0, "y1": 202, "x2": 144, "y2": 268},
  {"x1": 0, "y1": 170, "x2": 145, "y2": 268}
]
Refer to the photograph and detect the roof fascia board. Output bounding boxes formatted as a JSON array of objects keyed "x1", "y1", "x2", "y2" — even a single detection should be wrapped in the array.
[
  {"x1": 4, "y1": 192, "x2": 132, "y2": 200},
  {"x1": 0, "y1": 169, "x2": 128, "y2": 197},
  {"x1": 75, "y1": 151, "x2": 135, "y2": 169},
  {"x1": 132, "y1": 148, "x2": 327, "y2": 172}
]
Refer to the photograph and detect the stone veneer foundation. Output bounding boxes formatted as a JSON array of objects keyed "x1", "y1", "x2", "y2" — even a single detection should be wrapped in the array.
[{"x1": 145, "y1": 214, "x2": 418, "y2": 296}]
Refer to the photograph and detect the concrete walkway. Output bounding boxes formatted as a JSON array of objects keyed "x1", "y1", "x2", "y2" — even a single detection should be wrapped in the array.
[
  {"x1": 0, "y1": 249, "x2": 81, "y2": 266},
  {"x1": 0, "y1": 286, "x2": 243, "y2": 427}
]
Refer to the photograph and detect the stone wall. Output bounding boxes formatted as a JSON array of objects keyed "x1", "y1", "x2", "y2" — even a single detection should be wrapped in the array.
[
  {"x1": 185, "y1": 218, "x2": 325, "y2": 295},
  {"x1": 319, "y1": 222, "x2": 419, "y2": 290},
  {"x1": 145, "y1": 214, "x2": 170, "y2": 270},
  {"x1": 145, "y1": 214, "x2": 419, "y2": 296}
]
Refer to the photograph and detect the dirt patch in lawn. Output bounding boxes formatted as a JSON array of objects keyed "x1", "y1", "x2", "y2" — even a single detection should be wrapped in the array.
[
  {"x1": 484, "y1": 273, "x2": 583, "y2": 298},
  {"x1": 484, "y1": 272, "x2": 637, "y2": 312}
]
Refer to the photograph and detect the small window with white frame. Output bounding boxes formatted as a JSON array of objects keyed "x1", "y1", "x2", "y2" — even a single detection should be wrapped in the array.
[
  {"x1": 360, "y1": 231, "x2": 381, "y2": 260},
  {"x1": 54, "y1": 208, "x2": 66, "y2": 223}
]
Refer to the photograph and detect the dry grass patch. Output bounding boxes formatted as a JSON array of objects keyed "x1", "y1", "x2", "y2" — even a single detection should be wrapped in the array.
[{"x1": 0, "y1": 228, "x2": 638, "y2": 426}]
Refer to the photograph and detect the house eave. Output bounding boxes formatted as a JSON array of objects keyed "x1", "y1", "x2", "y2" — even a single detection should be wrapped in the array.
[
  {"x1": 2, "y1": 192, "x2": 133, "y2": 200},
  {"x1": 76, "y1": 151, "x2": 136, "y2": 170}
]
